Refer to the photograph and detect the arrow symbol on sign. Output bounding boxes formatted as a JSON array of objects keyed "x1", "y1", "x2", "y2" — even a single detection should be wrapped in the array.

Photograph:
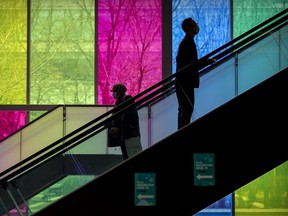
[
  {"x1": 197, "y1": 174, "x2": 213, "y2": 180},
  {"x1": 137, "y1": 194, "x2": 154, "y2": 199}
]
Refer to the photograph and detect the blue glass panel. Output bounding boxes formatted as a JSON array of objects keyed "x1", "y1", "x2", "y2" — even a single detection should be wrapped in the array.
[
  {"x1": 172, "y1": 0, "x2": 231, "y2": 73},
  {"x1": 172, "y1": 0, "x2": 232, "y2": 213},
  {"x1": 194, "y1": 194, "x2": 233, "y2": 216}
]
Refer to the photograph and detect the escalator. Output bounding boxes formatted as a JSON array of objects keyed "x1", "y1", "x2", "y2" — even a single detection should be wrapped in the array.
[
  {"x1": 0, "y1": 8, "x2": 287, "y2": 216},
  {"x1": 34, "y1": 66, "x2": 288, "y2": 216}
]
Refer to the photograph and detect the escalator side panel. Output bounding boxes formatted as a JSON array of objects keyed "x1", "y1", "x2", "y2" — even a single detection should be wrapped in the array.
[{"x1": 33, "y1": 68, "x2": 288, "y2": 215}]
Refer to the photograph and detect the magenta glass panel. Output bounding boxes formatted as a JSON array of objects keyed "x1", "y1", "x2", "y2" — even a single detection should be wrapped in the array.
[
  {"x1": 0, "y1": 111, "x2": 26, "y2": 141},
  {"x1": 98, "y1": 0, "x2": 162, "y2": 104}
]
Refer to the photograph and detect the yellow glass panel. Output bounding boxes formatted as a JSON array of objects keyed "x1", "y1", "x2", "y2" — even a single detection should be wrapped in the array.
[{"x1": 0, "y1": 0, "x2": 27, "y2": 104}]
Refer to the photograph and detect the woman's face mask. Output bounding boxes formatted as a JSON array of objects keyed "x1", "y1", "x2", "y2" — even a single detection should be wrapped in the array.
[
  {"x1": 193, "y1": 22, "x2": 200, "y2": 34},
  {"x1": 190, "y1": 19, "x2": 199, "y2": 35},
  {"x1": 112, "y1": 91, "x2": 119, "y2": 99}
]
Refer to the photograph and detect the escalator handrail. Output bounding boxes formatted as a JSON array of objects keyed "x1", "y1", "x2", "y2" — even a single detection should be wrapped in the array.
[{"x1": 0, "y1": 8, "x2": 287, "y2": 185}]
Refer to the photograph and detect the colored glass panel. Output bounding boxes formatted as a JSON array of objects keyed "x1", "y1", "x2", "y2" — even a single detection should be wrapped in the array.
[
  {"x1": 30, "y1": 0, "x2": 95, "y2": 104},
  {"x1": 235, "y1": 161, "x2": 288, "y2": 213},
  {"x1": 172, "y1": 0, "x2": 231, "y2": 73},
  {"x1": 28, "y1": 175, "x2": 95, "y2": 213},
  {"x1": 0, "y1": 111, "x2": 26, "y2": 141},
  {"x1": 0, "y1": 0, "x2": 27, "y2": 140},
  {"x1": 0, "y1": 2, "x2": 287, "y2": 214},
  {"x1": 172, "y1": 1, "x2": 232, "y2": 213},
  {"x1": 0, "y1": 0, "x2": 27, "y2": 104},
  {"x1": 233, "y1": 0, "x2": 288, "y2": 37},
  {"x1": 98, "y1": 0, "x2": 162, "y2": 104}
]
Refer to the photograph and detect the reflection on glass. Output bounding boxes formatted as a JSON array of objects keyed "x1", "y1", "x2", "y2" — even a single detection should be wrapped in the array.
[{"x1": 28, "y1": 175, "x2": 95, "y2": 215}]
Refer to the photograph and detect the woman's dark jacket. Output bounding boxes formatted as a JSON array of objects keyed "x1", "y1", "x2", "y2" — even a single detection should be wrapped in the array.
[{"x1": 108, "y1": 94, "x2": 140, "y2": 147}]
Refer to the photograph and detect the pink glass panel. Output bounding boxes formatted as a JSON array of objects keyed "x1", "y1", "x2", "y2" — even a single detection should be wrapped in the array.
[
  {"x1": 0, "y1": 111, "x2": 26, "y2": 141},
  {"x1": 98, "y1": 0, "x2": 162, "y2": 104}
]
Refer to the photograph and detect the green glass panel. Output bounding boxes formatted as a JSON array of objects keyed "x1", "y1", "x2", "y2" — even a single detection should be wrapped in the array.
[
  {"x1": 30, "y1": 0, "x2": 95, "y2": 104},
  {"x1": 235, "y1": 161, "x2": 288, "y2": 214},
  {"x1": 233, "y1": 0, "x2": 288, "y2": 38},
  {"x1": 0, "y1": 0, "x2": 27, "y2": 104},
  {"x1": 29, "y1": 111, "x2": 48, "y2": 122},
  {"x1": 28, "y1": 175, "x2": 95, "y2": 214}
]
